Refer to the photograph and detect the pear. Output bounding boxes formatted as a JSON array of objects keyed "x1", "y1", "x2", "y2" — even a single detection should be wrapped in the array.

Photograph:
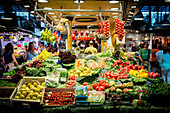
[
  {"x1": 32, "y1": 96, "x2": 37, "y2": 100},
  {"x1": 14, "y1": 96, "x2": 19, "y2": 99},
  {"x1": 25, "y1": 96, "x2": 30, "y2": 100},
  {"x1": 22, "y1": 91, "x2": 27, "y2": 96},
  {"x1": 16, "y1": 91, "x2": 21, "y2": 96},
  {"x1": 21, "y1": 84, "x2": 26, "y2": 89},
  {"x1": 20, "y1": 94, "x2": 25, "y2": 99},
  {"x1": 33, "y1": 82, "x2": 38, "y2": 87}
]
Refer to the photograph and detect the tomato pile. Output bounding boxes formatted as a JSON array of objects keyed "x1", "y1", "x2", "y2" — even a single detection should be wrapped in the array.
[
  {"x1": 43, "y1": 91, "x2": 74, "y2": 105},
  {"x1": 92, "y1": 80, "x2": 110, "y2": 91}
]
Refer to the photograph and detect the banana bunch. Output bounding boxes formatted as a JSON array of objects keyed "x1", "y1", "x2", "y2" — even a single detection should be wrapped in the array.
[
  {"x1": 40, "y1": 28, "x2": 56, "y2": 43},
  {"x1": 120, "y1": 51, "x2": 127, "y2": 60}
]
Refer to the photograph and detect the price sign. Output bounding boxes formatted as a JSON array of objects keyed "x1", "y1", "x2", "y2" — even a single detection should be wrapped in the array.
[
  {"x1": 116, "y1": 81, "x2": 122, "y2": 85},
  {"x1": 146, "y1": 80, "x2": 151, "y2": 87},
  {"x1": 102, "y1": 69, "x2": 107, "y2": 73}
]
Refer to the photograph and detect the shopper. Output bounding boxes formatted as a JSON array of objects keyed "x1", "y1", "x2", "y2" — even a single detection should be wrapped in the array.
[
  {"x1": 156, "y1": 45, "x2": 163, "y2": 65},
  {"x1": 160, "y1": 49, "x2": 170, "y2": 84},
  {"x1": 84, "y1": 41, "x2": 97, "y2": 54},
  {"x1": 3, "y1": 43, "x2": 18, "y2": 71},
  {"x1": 132, "y1": 42, "x2": 137, "y2": 52},
  {"x1": 151, "y1": 44, "x2": 159, "y2": 73},
  {"x1": 128, "y1": 44, "x2": 132, "y2": 52},
  {"x1": 122, "y1": 44, "x2": 127, "y2": 52},
  {"x1": 38, "y1": 42, "x2": 45, "y2": 54},
  {"x1": 139, "y1": 42, "x2": 152, "y2": 63},
  {"x1": 134, "y1": 48, "x2": 140, "y2": 65},
  {"x1": 24, "y1": 42, "x2": 37, "y2": 61},
  {"x1": 47, "y1": 44, "x2": 56, "y2": 53},
  {"x1": 95, "y1": 37, "x2": 101, "y2": 53}
]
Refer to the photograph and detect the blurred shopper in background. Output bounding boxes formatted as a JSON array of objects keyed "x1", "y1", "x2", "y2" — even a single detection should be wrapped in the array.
[
  {"x1": 3, "y1": 43, "x2": 18, "y2": 71},
  {"x1": 151, "y1": 44, "x2": 159, "y2": 73},
  {"x1": 160, "y1": 49, "x2": 170, "y2": 84},
  {"x1": 38, "y1": 42, "x2": 45, "y2": 54},
  {"x1": 132, "y1": 42, "x2": 137, "y2": 52},
  {"x1": 24, "y1": 42, "x2": 37, "y2": 61}
]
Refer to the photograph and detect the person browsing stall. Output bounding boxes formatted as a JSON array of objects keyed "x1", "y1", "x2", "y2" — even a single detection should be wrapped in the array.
[
  {"x1": 84, "y1": 41, "x2": 97, "y2": 54},
  {"x1": 3, "y1": 43, "x2": 18, "y2": 71},
  {"x1": 24, "y1": 42, "x2": 37, "y2": 61},
  {"x1": 139, "y1": 42, "x2": 152, "y2": 62}
]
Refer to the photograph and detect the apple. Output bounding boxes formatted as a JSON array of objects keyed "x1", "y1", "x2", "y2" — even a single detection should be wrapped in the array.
[
  {"x1": 22, "y1": 91, "x2": 27, "y2": 96},
  {"x1": 110, "y1": 87, "x2": 116, "y2": 92},
  {"x1": 14, "y1": 96, "x2": 19, "y2": 99}
]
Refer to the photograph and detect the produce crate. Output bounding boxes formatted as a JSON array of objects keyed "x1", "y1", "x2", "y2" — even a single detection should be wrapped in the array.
[
  {"x1": 0, "y1": 87, "x2": 15, "y2": 106},
  {"x1": 11, "y1": 77, "x2": 46, "y2": 109},
  {"x1": 42, "y1": 87, "x2": 75, "y2": 107}
]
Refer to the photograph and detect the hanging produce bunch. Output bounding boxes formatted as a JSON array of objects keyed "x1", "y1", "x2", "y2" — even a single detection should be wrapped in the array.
[
  {"x1": 97, "y1": 20, "x2": 110, "y2": 40},
  {"x1": 72, "y1": 31, "x2": 76, "y2": 40},
  {"x1": 40, "y1": 28, "x2": 57, "y2": 43},
  {"x1": 77, "y1": 31, "x2": 82, "y2": 41},
  {"x1": 82, "y1": 31, "x2": 87, "y2": 41},
  {"x1": 114, "y1": 19, "x2": 125, "y2": 44}
]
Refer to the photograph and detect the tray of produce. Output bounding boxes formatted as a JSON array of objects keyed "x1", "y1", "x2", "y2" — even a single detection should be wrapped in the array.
[
  {"x1": 11, "y1": 77, "x2": 45, "y2": 109},
  {"x1": 42, "y1": 87, "x2": 75, "y2": 107}
]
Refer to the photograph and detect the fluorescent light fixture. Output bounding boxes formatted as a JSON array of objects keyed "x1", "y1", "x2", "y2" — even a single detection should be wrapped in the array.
[
  {"x1": 74, "y1": 0, "x2": 84, "y2": 3},
  {"x1": 38, "y1": 0, "x2": 48, "y2": 3},
  {"x1": 126, "y1": 21, "x2": 130, "y2": 23},
  {"x1": 36, "y1": 15, "x2": 39, "y2": 17},
  {"x1": 110, "y1": 8, "x2": 119, "y2": 10},
  {"x1": 44, "y1": 7, "x2": 52, "y2": 10},
  {"x1": 127, "y1": 18, "x2": 131, "y2": 20},
  {"x1": 131, "y1": 5, "x2": 137, "y2": 8},
  {"x1": 134, "y1": 18, "x2": 144, "y2": 20},
  {"x1": 129, "y1": 11, "x2": 134, "y2": 14},
  {"x1": 128, "y1": 15, "x2": 133, "y2": 17},
  {"x1": 31, "y1": 11, "x2": 34, "y2": 13},
  {"x1": 109, "y1": 1, "x2": 119, "y2": 3},
  {"x1": 24, "y1": 5, "x2": 30, "y2": 8},
  {"x1": 1, "y1": 17, "x2": 13, "y2": 20},
  {"x1": 113, "y1": 16, "x2": 118, "y2": 18},
  {"x1": 133, "y1": 0, "x2": 139, "y2": 1},
  {"x1": 48, "y1": 12, "x2": 55, "y2": 14},
  {"x1": 112, "y1": 13, "x2": 119, "y2": 15},
  {"x1": 54, "y1": 19, "x2": 59, "y2": 21},
  {"x1": 72, "y1": 26, "x2": 75, "y2": 27},
  {"x1": 74, "y1": 24, "x2": 78, "y2": 26}
]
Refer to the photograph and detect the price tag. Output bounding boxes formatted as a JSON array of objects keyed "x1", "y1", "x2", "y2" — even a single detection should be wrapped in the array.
[
  {"x1": 102, "y1": 69, "x2": 107, "y2": 73},
  {"x1": 60, "y1": 77, "x2": 66, "y2": 82},
  {"x1": 116, "y1": 81, "x2": 122, "y2": 85},
  {"x1": 146, "y1": 80, "x2": 151, "y2": 87},
  {"x1": 97, "y1": 76, "x2": 104, "y2": 82}
]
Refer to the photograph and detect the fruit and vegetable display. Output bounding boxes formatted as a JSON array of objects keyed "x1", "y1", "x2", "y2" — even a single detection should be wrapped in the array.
[
  {"x1": 114, "y1": 19, "x2": 125, "y2": 42},
  {"x1": 14, "y1": 80, "x2": 45, "y2": 100},
  {"x1": 43, "y1": 91, "x2": 74, "y2": 106},
  {"x1": 59, "y1": 51, "x2": 77, "y2": 64},
  {"x1": 1, "y1": 49, "x2": 170, "y2": 111},
  {"x1": 68, "y1": 67, "x2": 93, "y2": 78}
]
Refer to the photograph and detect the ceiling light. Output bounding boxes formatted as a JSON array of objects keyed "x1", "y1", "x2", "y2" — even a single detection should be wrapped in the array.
[
  {"x1": 131, "y1": 5, "x2": 137, "y2": 8},
  {"x1": 165, "y1": 0, "x2": 170, "y2": 2},
  {"x1": 113, "y1": 16, "x2": 118, "y2": 18},
  {"x1": 110, "y1": 8, "x2": 119, "y2": 10},
  {"x1": 54, "y1": 19, "x2": 59, "y2": 21},
  {"x1": 74, "y1": 24, "x2": 78, "y2": 26},
  {"x1": 74, "y1": 0, "x2": 84, "y2": 4},
  {"x1": 31, "y1": 11, "x2": 34, "y2": 13},
  {"x1": 127, "y1": 18, "x2": 131, "y2": 20},
  {"x1": 51, "y1": 16, "x2": 57, "y2": 18},
  {"x1": 24, "y1": 5, "x2": 30, "y2": 8},
  {"x1": 48, "y1": 12, "x2": 55, "y2": 14},
  {"x1": 1, "y1": 17, "x2": 13, "y2": 20},
  {"x1": 38, "y1": 0, "x2": 48, "y2": 3},
  {"x1": 109, "y1": 1, "x2": 119, "y2": 3},
  {"x1": 133, "y1": 0, "x2": 139, "y2": 1},
  {"x1": 134, "y1": 18, "x2": 144, "y2": 20},
  {"x1": 72, "y1": 26, "x2": 75, "y2": 27},
  {"x1": 128, "y1": 15, "x2": 133, "y2": 17},
  {"x1": 112, "y1": 13, "x2": 119, "y2": 15},
  {"x1": 44, "y1": 7, "x2": 52, "y2": 10},
  {"x1": 126, "y1": 21, "x2": 130, "y2": 23}
]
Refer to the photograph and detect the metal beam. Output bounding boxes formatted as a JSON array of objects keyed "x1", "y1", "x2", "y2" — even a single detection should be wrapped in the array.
[{"x1": 35, "y1": 9, "x2": 123, "y2": 13}]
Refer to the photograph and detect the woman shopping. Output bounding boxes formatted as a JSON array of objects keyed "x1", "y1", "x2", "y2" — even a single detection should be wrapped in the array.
[
  {"x1": 24, "y1": 42, "x2": 37, "y2": 61},
  {"x1": 160, "y1": 49, "x2": 170, "y2": 84},
  {"x1": 3, "y1": 43, "x2": 18, "y2": 71}
]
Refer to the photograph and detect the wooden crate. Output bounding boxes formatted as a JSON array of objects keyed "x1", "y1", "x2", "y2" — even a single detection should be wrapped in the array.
[
  {"x1": 0, "y1": 87, "x2": 15, "y2": 106},
  {"x1": 11, "y1": 77, "x2": 46, "y2": 109},
  {"x1": 42, "y1": 87, "x2": 75, "y2": 107}
]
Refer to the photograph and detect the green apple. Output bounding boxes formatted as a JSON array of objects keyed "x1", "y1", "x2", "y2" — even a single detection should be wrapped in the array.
[
  {"x1": 14, "y1": 96, "x2": 19, "y2": 99},
  {"x1": 20, "y1": 94, "x2": 25, "y2": 99}
]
